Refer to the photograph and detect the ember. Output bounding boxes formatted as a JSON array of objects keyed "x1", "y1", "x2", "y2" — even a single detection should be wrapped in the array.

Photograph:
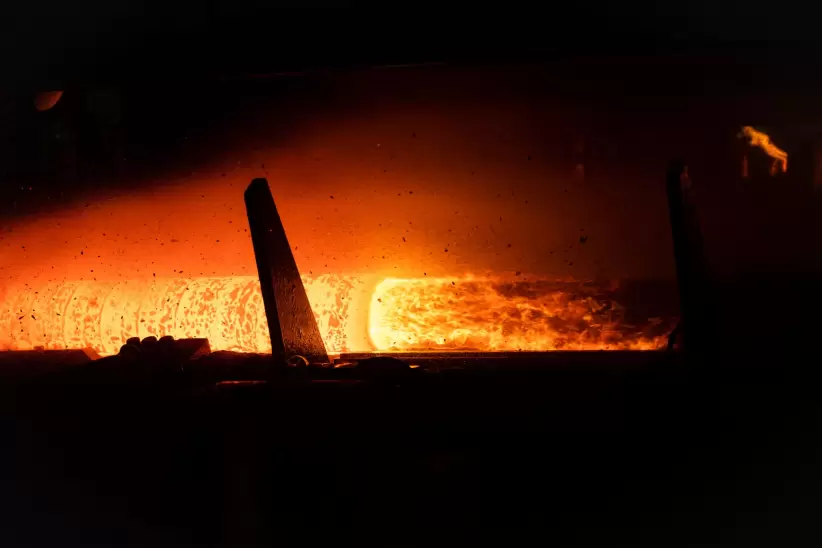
[
  {"x1": 1, "y1": 274, "x2": 670, "y2": 355},
  {"x1": 740, "y1": 126, "x2": 788, "y2": 174}
]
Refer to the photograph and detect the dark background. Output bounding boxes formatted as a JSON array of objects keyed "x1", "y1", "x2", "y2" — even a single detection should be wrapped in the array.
[{"x1": 2, "y1": 2, "x2": 820, "y2": 85}]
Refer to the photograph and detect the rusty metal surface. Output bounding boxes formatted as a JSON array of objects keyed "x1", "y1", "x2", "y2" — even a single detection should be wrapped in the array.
[{"x1": 244, "y1": 178, "x2": 329, "y2": 364}]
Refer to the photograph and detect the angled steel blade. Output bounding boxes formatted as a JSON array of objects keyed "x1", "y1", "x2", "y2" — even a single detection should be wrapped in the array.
[{"x1": 244, "y1": 178, "x2": 328, "y2": 364}]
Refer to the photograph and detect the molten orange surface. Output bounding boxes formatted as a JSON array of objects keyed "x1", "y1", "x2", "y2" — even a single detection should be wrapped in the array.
[
  {"x1": 370, "y1": 276, "x2": 667, "y2": 351},
  {"x1": 0, "y1": 275, "x2": 369, "y2": 355},
  {"x1": 1, "y1": 274, "x2": 668, "y2": 356}
]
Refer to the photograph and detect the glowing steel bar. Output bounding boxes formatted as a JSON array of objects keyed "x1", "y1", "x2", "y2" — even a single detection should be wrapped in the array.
[
  {"x1": 1, "y1": 275, "x2": 669, "y2": 356},
  {"x1": 0, "y1": 276, "x2": 368, "y2": 355}
]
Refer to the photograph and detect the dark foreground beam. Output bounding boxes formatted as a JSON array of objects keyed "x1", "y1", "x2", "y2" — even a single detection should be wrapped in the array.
[
  {"x1": 666, "y1": 160, "x2": 717, "y2": 356},
  {"x1": 244, "y1": 178, "x2": 328, "y2": 364}
]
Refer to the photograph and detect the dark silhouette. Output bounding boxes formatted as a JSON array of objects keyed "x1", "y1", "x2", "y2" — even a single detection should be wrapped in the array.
[{"x1": 244, "y1": 178, "x2": 329, "y2": 365}]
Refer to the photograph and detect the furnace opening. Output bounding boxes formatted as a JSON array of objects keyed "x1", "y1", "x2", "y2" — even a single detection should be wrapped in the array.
[{"x1": 1, "y1": 65, "x2": 684, "y2": 357}]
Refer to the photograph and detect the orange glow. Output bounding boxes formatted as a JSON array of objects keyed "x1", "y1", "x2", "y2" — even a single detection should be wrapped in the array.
[
  {"x1": 369, "y1": 276, "x2": 667, "y2": 351},
  {"x1": 34, "y1": 90, "x2": 63, "y2": 112},
  {"x1": 741, "y1": 126, "x2": 788, "y2": 174},
  {"x1": 1, "y1": 274, "x2": 669, "y2": 356},
  {"x1": 0, "y1": 275, "x2": 369, "y2": 356}
]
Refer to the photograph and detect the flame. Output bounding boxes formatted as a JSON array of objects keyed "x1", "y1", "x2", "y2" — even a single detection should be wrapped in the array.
[
  {"x1": 369, "y1": 276, "x2": 668, "y2": 351},
  {"x1": 0, "y1": 274, "x2": 670, "y2": 356},
  {"x1": 740, "y1": 126, "x2": 788, "y2": 174}
]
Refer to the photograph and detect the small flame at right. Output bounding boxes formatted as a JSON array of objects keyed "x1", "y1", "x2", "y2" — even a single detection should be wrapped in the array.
[{"x1": 740, "y1": 126, "x2": 788, "y2": 175}]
